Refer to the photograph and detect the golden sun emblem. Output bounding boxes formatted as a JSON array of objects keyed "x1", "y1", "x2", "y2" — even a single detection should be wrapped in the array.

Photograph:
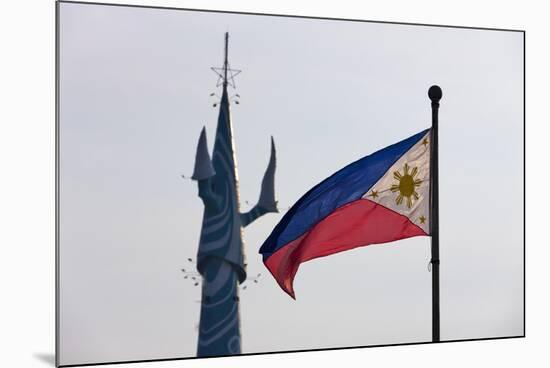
[{"x1": 391, "y1": 163, "x2": 422, "y2": 208}]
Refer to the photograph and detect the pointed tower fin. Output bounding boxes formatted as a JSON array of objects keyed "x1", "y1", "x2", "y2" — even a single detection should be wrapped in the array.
[
  {"x1": 191, "y1": 127, "x2": 216, "y2": 181},
  {"x1": 240, "y1": 137, "x2": 278, "y2": 227}
]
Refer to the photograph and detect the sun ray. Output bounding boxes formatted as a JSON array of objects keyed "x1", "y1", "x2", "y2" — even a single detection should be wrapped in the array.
[
  {"x1": 407, "y1": 196, "x2": 413, "y2": 208},
  {"x1": 393, "y1": 172, "x2": 402, "y2": 180},
  {"x1": 411, "y1": 167, "x2": 418, "y2": 177},
  {"x1": 396, "y1": 194, "x2": 403, "y2": 205},
  {"x1": 404, "y1": 163, "x2": 409, "y2": 175}
]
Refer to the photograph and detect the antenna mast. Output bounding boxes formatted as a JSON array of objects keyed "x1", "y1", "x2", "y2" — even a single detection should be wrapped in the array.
[
  {"x1": 211, "y1": 32, "x2": 241, "y2": 89},
  {"x1": 224, "y1": 32, "x2": 229, "y2": 87}
]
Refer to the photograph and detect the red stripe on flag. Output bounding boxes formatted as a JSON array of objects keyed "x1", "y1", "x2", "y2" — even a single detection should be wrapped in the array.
[{"x1": 264, "y1": 199, "x2": 427, "y2": 299}]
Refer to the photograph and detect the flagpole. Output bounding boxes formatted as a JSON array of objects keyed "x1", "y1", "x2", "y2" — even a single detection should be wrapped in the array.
[{"x1": 428, "y1": 85, "x2": 442, "y2": 342}]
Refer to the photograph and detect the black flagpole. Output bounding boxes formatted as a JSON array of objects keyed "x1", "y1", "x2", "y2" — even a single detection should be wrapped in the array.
[{"x1": 428, "y1": 85, "x2": 442, "y2": 342}]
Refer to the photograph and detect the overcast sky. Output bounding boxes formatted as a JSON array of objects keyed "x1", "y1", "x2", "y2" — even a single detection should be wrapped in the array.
[{"x1": 58, "y1": 2, "x2": 524, "y2": 366}]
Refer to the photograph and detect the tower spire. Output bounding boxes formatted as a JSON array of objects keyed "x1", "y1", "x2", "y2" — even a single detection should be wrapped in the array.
[
  {"x1": 224, "y1": 32, "x2": 229, "y2": 87},
  {"x1": 211, "y1": 32, "x2": 241, "y2": 89}
]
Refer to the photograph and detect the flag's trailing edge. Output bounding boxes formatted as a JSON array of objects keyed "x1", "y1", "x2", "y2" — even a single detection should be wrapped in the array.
[{"x1": 259, "y1": 129, "x2": 432, "y2": 299}]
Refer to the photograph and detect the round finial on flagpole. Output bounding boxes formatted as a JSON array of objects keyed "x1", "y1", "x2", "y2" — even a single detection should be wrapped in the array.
[{"x1": 428, "y1": 85, "x2": 442, "y2": 102}]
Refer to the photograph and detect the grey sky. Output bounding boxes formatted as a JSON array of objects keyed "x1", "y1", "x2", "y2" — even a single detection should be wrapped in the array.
[{"x1": 58, "y1": 2, "x2": 524, "y2": 366}]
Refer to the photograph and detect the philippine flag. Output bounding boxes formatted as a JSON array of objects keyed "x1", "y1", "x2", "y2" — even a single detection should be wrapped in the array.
[{"x1": 259, "y1": 129, "x2": 432, "y2": 298}]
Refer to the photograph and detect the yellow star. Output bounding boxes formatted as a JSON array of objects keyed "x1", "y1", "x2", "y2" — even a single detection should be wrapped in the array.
[
  {"x1": 422, "y1": 138, "x2": 429, "y2": 147},
  {"x1": 419, "y1": 215, "x2": 426, "y2": 224},
  {"x1": 369, "y1": 190, "x2": 379, "y2": 199}
]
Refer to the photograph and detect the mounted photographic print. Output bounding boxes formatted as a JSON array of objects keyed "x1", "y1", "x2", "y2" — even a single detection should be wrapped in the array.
[{"x1": 56, "y1": 1, "x2": 525, "y2": 366}]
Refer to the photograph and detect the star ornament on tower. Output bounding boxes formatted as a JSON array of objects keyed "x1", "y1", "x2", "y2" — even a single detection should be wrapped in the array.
[{"x1": 211, "y1": 64, "x2": 242, "y2": 88}]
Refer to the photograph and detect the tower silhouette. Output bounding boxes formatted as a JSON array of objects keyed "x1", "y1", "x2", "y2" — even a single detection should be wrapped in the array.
[{"x1": 191, "y1": 32, "x2": 278, "y2": 357}]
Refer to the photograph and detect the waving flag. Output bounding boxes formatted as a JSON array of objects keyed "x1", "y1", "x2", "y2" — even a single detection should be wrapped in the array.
[{"x1": 259, "y1": 129, "x2": 432, "y2": 298}]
